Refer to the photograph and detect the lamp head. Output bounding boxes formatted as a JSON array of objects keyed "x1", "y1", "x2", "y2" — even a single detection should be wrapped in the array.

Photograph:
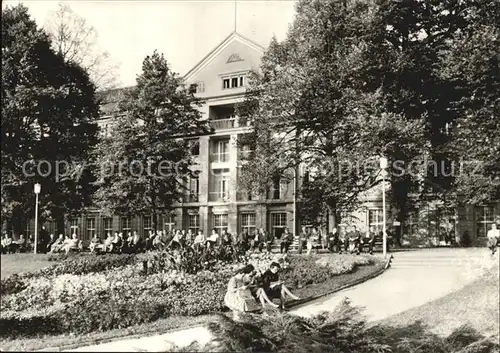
[{"x1": 34, "y1": 183, "x2": 41, "y2": 194}]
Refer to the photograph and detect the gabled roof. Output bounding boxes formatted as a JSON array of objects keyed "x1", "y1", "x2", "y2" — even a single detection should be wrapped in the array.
[{"x1": 183, "y1": 31, "x2": 266, "y2": 81}]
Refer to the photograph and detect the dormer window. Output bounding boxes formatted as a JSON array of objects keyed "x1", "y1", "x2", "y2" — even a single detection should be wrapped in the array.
[{"x1": 222, "y1": 74, "x2": 245, "y2": 89}]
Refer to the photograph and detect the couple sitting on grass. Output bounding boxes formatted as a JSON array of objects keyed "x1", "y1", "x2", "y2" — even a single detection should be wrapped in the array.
[{"x1": 224, "y1": 262, "x2": 300, "y2": 319}]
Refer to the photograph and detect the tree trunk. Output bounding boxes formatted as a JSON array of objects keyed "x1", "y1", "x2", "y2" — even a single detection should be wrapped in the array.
[{"x1": 55, "y1": 213, "x2": 65, "y2": 236}]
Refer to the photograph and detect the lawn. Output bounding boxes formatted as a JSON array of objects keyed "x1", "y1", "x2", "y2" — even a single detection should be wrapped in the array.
[
  {"x1": 379, "y1": 260, "x2": 500, "y2": 339},
  {"x1": 0, "y1": 253, "x2": 52, "y2": 279}
]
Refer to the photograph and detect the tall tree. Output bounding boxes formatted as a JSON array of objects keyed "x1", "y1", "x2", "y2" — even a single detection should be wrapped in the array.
[
  {"x1": 364, "y1": 0, "x2": 500, "y2": 225},
  {"x1": 44, "y1": 3, "x2": 119, "y2": 91},
  {"x1": 1, "y1": 4, "x2": 99, "y2": 234},
  {"x1": 93, "y1": 51, "x2": 211, "y2": 231},
  {"x1": 237, "y1": 0, "x2": 426, "y2": 227}
]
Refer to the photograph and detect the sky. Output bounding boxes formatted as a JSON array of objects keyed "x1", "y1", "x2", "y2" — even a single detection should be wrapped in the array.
[{"x1": 3, "y1": 0, "x2": 298, "y2": 88}]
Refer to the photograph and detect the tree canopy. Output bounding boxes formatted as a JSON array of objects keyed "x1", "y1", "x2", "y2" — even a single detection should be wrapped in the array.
[
  {"x1": 1, "y1": 4, "x2": 99, "y2": 233},
  {"x1": 238, "y1": 0, "x2": 499, "y2": 227}
]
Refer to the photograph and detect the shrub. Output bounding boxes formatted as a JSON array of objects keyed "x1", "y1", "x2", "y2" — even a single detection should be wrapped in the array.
[
  {"x1": 201, "y1": 304, "x2": 500, "y2": 353},
  {"x1": 40, "y1": 253, "x2": 137, "y2": 276},
  {"x1": 280, "y1": 255, "x2": 372, "y2": 289},
  {"x1": 0, "y1": 274, "x2": 28, "y2": 296}
]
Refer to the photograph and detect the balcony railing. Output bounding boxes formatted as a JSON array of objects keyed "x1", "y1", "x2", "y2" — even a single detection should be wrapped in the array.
[
  {"x1": 208, "y1": 117, "x2": 252, "y2": 130},
  {"x1": 209, "y1": 118, "x2": 235, "y2": 130},
  {"x1": 208, "y1": 191, "x2": 230, "y2": 202},
  {"x1": 210, "y1": 152, "x2": 230, "y2": 163}
]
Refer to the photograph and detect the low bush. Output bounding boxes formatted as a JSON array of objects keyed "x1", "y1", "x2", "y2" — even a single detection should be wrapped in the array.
[
  {"x1": 202, "y1": 302, "x2": 500, "y2": 353},
  {"x1": 281, "y1": 255, "x2": 372, "y2": 289},
  {"x1": 38, "y1": 253, "x2": 137, "y2": 277},
  {"x1": 0, "y1": 274, "x2": 28, "y2": 296}
]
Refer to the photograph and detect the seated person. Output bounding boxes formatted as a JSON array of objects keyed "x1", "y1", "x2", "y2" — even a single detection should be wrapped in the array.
[
  {"x1": 103, "y1": 233, "x2": 114, "y2": 252},
  {"x1": 152, "y1": 231, "x2": 164, "y2": 250},
  {"x1": 49, "y1": 234, "x2": 65, "y2": 253},
  {"x1": 13, "y1": 234, "x2": 27, "y2": 252},
  {"x1": 64, "y1": 233, "x2": 81, "y2": 254},
  {"x1": 130, "y1": 231, "x2": 141, "y2": 252},
  {"x1": 1, "y1": 234, "x2": 14, "y2": 253},
  {"x1": 206, "y1": 228, "x2": 219, "y2": 249},
  {"x1": 280, "y1": 228, "x2": 293, "y2": 254},
  {"x1": 220, "y1": 230, "x2": 233, "y2": 247},
  {"x1": 192, "y1": 230, "x2": 205, "y2": 250},
  {"x1": 255, "y1": 262, "x2": 300, "y2": 309},
  {"x1": 363, "y1": 227, "x2": 376, "y2": 255},
  {"x1": 89, "y1": 234, "x2": 102, "y2": 253},
  {"x1": 111, "y1": 232, "x2": 124, "y2": 253},
  {"x1": 185, "y1": 230, "x2": 194, "y2": 246},
  {"x1": 170, "y1": 230, "x2": 183, "y2": 249},
  {"x1": 145, "y1": 230, "x2": 155, "y2": 251},
  {"x1": 224, "y1": 264, "x2": 261, "y2": 320}
]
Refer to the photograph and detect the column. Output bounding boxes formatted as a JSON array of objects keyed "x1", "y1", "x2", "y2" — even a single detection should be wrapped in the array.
[
  {"x1": 199, "y1": 206, "x2": 209, "y2": 235},
  {"x1": 229, "y1": 133, "x2": 238, "y2": 203},
  {"x1": 198, "y1": 136, "x2": 210, "y2": 204}
]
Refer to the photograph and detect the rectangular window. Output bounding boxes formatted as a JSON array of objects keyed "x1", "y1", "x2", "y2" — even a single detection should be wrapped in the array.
[
  {"x1": 196, "y1": 81, "x2": 205, "y2": 93},
  {"x1": 476, "y1": 206, "x2": 497, "y2": 237},
  {"x1": 103, "y1": 217, "x2": 113, "y2": 236},
  {"x1": 240, "y1": 213, "x2": 256, "y2": 235},
  {"x1": 164, "y1": 213, "x2": 175, "y2": 232},
  {"x1": 212, "y1": 139, "x2": 229, "y2": 162},
  {"x1": 268, "y1": 176, "x2": 286, "y2": 200},
  {"x1": 213, "y1": 214, "x2": 228, "y2": 235},
  {"x1": 143, "y1": 216, "x2": 152, "y2": 237},
  {"x1": 222, "y1": 75, "x2": 245, "y2": 90},
  {"x1": 189, "y1": 177, "x2": 199, "y2": 202},
  {"x1": 121, "y1": 217, "x2": 131, "y2": 233},
  {"x1": 270, "y1": 213, "x2": 287, "y2": 239},
  {"x1": 70, "y1": 218, "x2": 79, "y2": 236},
  {"x1": 368, "y1": 209, "x2": 384, "y2": 234},
  {"x1": 86, "y1": 218, "x2": 96, "y2": 240},
  {"x1": 188, "y1": 214, "x2": 200, "y2": 234},
  {"x1": 210, "y1": 168, "x2": 230, "y2": 201}
]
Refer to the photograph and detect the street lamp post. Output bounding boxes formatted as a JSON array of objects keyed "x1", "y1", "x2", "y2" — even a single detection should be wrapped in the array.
[
  {"x1": 34, "y1": 183, "x2": 41, "y2": 254},
  {"x1": 379, "y1": 157, "x2": 388, "y2": 258}
]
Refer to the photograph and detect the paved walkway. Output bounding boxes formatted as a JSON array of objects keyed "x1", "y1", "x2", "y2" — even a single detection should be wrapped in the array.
[
  {"x1": 290, "y1": 248, "x2": 499, "y2": 320},
  {"x1": 53, "y1": 248, "x2": 497, "y2": 352}
]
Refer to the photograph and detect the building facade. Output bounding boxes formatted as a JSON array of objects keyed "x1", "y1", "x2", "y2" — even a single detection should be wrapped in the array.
[{"x1": 22, "y1": 32, "x2": 499, "y2": 246}]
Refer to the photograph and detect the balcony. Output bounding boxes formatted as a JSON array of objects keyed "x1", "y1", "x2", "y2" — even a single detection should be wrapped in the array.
[
  {"x1": 209, "y1": 118, "x2": 236, "y2": 130},
  {"x1": 208, "y1": 191, "x2": 230, "y2": 202}
]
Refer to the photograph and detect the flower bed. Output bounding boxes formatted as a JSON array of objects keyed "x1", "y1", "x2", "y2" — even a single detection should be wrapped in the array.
[{"x1": 0, "y1": 252, "x2": 379, "y2": 338}]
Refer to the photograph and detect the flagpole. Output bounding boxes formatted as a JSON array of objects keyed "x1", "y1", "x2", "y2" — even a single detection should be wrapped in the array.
[{"x1": 234, "y1": 0, "x2": 237, "y2": 32}]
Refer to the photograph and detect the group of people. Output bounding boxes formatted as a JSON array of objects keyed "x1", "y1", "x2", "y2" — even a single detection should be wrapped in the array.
[
  {"x1": 297, "y1": 226, "x2": 385, "y2": 255},
  {"x1": 224, "y1": 261, "x2": 300, "y2": 319},
  {"x1": 1, "y1": 233, "x2": 30, "y2": 254}
]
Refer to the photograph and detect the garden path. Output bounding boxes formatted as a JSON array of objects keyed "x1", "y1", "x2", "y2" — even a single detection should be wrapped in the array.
[
  {"x1": 55, "y1": 248, "x2": 497, "y2": 352},
  {"x1": 290, "y1": 248, "x2": 499, "y2": 320}
]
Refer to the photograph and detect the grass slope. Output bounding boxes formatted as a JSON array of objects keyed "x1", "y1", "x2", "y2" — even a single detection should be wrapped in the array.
[
  {"x1": 380, "y1": 259, "x2": 500, "y2": 339},
  {"x1": 0, "y1": 253, "x2": 52, "y2": 279}
]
